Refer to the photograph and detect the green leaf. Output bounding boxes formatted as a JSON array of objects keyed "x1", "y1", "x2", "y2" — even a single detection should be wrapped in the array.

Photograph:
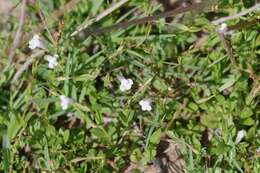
[
  {"x1": 241, "y1": 117, "x2": 254, "y2": 126},
  {"x1": 44, "y1": 138, "x2": 51, "y2": 171},
  {"x1": 188, "y1": 102, "x2": 199, "y2": 111},
  {"x1": 247, "y1": 126, "x2": 256, "y2": 139},
  {"x1": 7, "y1": 113, "x2": 24, "y2": 139},
  {"x1": 119, "y1": 110, "x2": 134, "y2": 127},
  {"x1": 130, "y1": 148, "x2": 142, "y2": 162},
  {"x1": 240, "y1": 107, "x2": 253, "y2": 118},
  {"x1": 91, "y1": 127, "x2": 111, "y2": 143},
  {"x1": 243, "y1": 0, "x2": 254, "y2": 8},
  {"x1": 219, "y1": 77, "x2": 236, "y2": 92},
  {"x1": 2, "y1": 134, "x2": 11, "y2": 173},
  {"x1": 63, "y1": 130, "x2": 70, "y2": 143},
  {"x1": 211, "y1": 142, "x2": 231, "y2": 155},
  {"x1": 149, "y1": 129, "x2": 161, "y2": 144},
  {"x1": 153, "y1": 78, "x2": 168, "y2": 93},
  {"x1": 143, "y1": 146, "x2": 157, "y2": 163},
  {"x1": 91, "y1": 0, "x2": 104, "y2": 15},
  {"x1": 200, "y1": 114, "x2": 220, "y2": 128},
  {"x1": 232, "y1": 159, "x2": 243, "y2": 173}
]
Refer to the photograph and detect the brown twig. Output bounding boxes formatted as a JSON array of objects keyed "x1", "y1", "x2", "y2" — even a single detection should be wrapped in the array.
[
  {"x1": 227, "y1": 18, "x2": 260, "y2": 31},
  {"x1": 37, "y1": 8, "x2": 56, "y2": 46},
  {"x1": 217, "y1": 25, "x2": 260, "y2": 103},
  {"x1": 11, "y1": 50, "x2": 45, "y2": 83},
  {"x1": 81, "y1": 2, "x2": 209, "y2": 37},
  {"x1": 212, "y1": 3, "x2": 260, "y2": 25},
  {"x1": 71, "y1": 0, "x2": 130, "y2": 36},
  {"x1": 7, "y1": 0, "x2": 22, "y2": 16},
  {"x1": 8, "y1": 0, "x2": 27, "y2": 64},
  {"x1": 217, "y1": 32, "x2": 237, "y2": 67}
]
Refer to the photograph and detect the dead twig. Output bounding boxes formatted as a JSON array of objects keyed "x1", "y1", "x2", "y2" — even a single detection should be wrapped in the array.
[
  {"x1": 8, "y1": 0, "x2": 27, "y2": 64},
  {"x1": 11, "y1": 50, "x2": 45, "y2": 83},
  {"x1": 6, "y1": 0, "x2": 22, "y2": 16},
  {"x1": 37, "y1": 7, "x2": 56, "y2": 46},
  {"x1": 81, "y1": 2, "x2": 210, "y2": 37},
  {"x1": 227, "y1": 18, "x2": 260, "y2": 31},
  {"x1": 217, "y1": 32, "x2": 237, "y2": 67},
  {"x1": 212, "y1": 3, "x2": 260, "y2": 25},
  {"x1": 96, "y1": 0, "x2": 129, "y2": 21},
  {"x1": 71, "y1": 0, "x2": 129, "y2": 36}
]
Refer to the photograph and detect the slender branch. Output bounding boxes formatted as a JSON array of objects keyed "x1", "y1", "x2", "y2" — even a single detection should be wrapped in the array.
[
  {"x1": 8, "y1": 0, "x2": 26, "y2": 64},
  {"x1": 227, "y1": 18, "x2": 260, "y2": 31},
  {"x1": 217, "y1": 32, "x2": 236, "y2": 66},
  {"x1": 96, "y1": 0, "x2": 129, "y2": 21},
  {"x1": 37, "y1": 8, "x2": 56, "y2": 46},
  {"x1": 8, "y1": 0, "x2": 22, "y2": 16},
  {"x1": 82, "y1": 2, "x2": 208, "y2": 37},
  {"x1": 11, "y1": 50, "x2": 45, "y2": 83},
  {"x1": 212, "y1": 3, "x2": 260, "y2": 25},
  {"x1": 71, "y1": 0, "x2": 129, "y2": 36}
]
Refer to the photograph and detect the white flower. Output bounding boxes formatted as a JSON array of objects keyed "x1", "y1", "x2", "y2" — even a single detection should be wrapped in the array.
[
  {"x1": 256, "y1": 147, "x2": 260, "y2": 153},
  {"x1": 59, "y1": 95, "x2": 73, "y2": 110},
  {"x1": 44, "y1": 54, "x2": 58, "y2": 69},
  {"x1": 103, "y1": 117, "x2": 113, "y2": 124},
  {"x1": 218, "y1": 23, "x2": 228, "y2": 33},
  {"x1": 118, "y1": 77, "x2": 133, "y2": 92},
  {"x1": 29, "y1": 34, "x2": 44, "y2": 49},
  {"x1": 235, "y1": 130, "x2": 246, "y2": 144},
  {"x1": 139, "y1": 99, "x2": 152, "y2": 111}
]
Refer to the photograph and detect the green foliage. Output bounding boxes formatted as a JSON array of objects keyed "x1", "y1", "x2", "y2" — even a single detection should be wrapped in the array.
[{"x1": 0, "y1": 0, "x2": 260, "y2": 172}]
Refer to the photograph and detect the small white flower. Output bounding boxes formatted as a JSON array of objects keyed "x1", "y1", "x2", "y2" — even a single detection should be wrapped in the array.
[
  {"x1": 218, "y1": 23, "x2": 228, "y2": 33},
  {"x1": 235, "y1": 130, "x2": 246, "y2": 144},
  {"x1": 59, "y1": 95, "x2": 73, "y2": 110},
  {"x1": 256, "y1": 147, "x2": 260, "y2": 153},
  {"x1": 44, "y1": 54, "x2": 58, "y2": 69},
  {"x1": 103, "y1": 117, "x2": 113, "y2": 124},
  {"x1": 139, "y1": 99, "x2": 152, "y2": 111},
  {"x1": 118, "y1": 77, "x2": 133, "y2": 92},
  {"x1": 29, "y1": 34, "x2": 44, "y2": 49}
]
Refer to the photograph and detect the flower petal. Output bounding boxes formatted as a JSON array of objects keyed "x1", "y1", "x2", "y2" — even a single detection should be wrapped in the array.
[
  {"x1": 118, "y1": 77, "x2": 133, "y2": 91},
  {"x1": 139, "y1": 99, "x2": 152, "y2": 111}
]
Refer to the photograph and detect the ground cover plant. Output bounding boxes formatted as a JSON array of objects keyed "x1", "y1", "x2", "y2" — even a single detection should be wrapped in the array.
[{"x1": 0, "y1": 0, "x2": 260, "y2": 172}]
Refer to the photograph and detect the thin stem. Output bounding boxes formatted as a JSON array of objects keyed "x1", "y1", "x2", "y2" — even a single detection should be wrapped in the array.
[
  {"x1": 212, "y1": 3, "x2": 260, "y2": 25},
  {"x1": 71, "y1": 0, "x2": 130, "y2": 36},
  {"x1": 83, "y1": 2, "x2": 207, "y2": 36},
  {"x1": 8, "y1": 0, "x2": 27, "y2": 64},
  {"x1": 11, "y1": 50, "x2": 45, "y2": 83}
]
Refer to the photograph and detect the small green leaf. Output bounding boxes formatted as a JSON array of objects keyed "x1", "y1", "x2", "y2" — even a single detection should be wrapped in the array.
[
  {"x1": 241, "y1": 117, "x2": 254, "y2": 126},
  {"x1": 153, "y1": 78, "x2": 168, "y2": 93},
  {"x1": 2, "y1": 134, "x2": 11, "y2": 173},
  {"x1": 91, "y1": 127, "x2": 110, "y2": 143},
  {"x1": 240, "y1": 107, "x2": 253, "y2": 118},
  {"x1": 143, "y1": 146, "x2": 157, "y2": 163},
  {"x1": 200, "y1": 114, "x2": 220, "y2": 128},
  {"x1": 211, "y1": 142, "x2": 231, "y2": 155},
  {"x1": 63, "y1": 130, "x2": 70, "y2": 143},
  {"x1": 219, "y1": 77, "x2": 236, "y2": 92},
  {"x1": 91, "y1": 0, "x2": 104, "y2": 15},
  {"x1": 149, "y1": 129, "x2": 161, "y2": 144},
  {"x1": 188, "y1": 102, "x2": 198, "y2": 111},
  {"x1": 232, "y1": 159, "x2": 243, "y2": 173},
  {"x1": 130, "y1": 148, "x2": 142, "y2": 162},
  {"x1": 243, "y1": 0, "x2": 254, "y2": 8}
]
